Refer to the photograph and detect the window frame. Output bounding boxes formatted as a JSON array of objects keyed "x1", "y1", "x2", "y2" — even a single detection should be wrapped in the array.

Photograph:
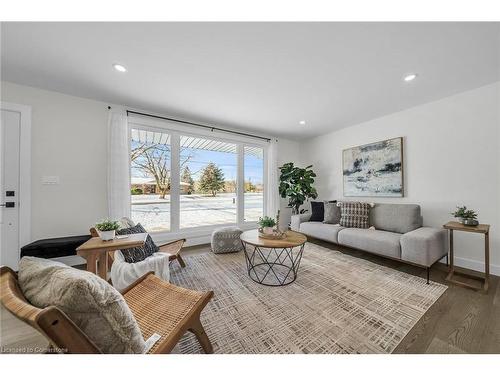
[{"x1": 128, "y1": 116, "x2": 268, "y2": 236}]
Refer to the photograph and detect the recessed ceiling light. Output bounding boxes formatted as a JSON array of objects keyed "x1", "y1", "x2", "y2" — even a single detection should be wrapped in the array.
[
  {"x1": 299, "y1": 120, "x2": 306, "y2": 125},
  {"x1": 113, "y1": 63, "x2": 127, "y2": 73},
  {"x1": 404, "y1": 73, "x2": 417, "y2": 82}
]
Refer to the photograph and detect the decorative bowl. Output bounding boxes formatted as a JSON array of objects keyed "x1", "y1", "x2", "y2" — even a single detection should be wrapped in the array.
[
  {"x1": 463, "y1": 219, "x2": 479, "y2": 226},
  {"x1": 258, "y1": 228, "x2": 286, "y2": 239}
]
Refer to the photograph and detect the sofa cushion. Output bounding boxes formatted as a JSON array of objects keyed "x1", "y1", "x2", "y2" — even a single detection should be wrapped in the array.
[
  {"x1": 310, "y1": 201, "x2": 325, "y2": 222},
  {"x1": 323, "y1": 202, "x2": 341, "y2": 224},
  {"x1": 338, "y1": 201, "x2": 371, "y2": 229},
  {"x1": 400, "y1": 227, "x2": 447, "y2": 267},
  {"x1": 337, "y1": 228, "x2": 402, "y2": 258},
  {"x1": 299, "y1": 222, "x2": 344, "y2": 244},
  {"x1": 370, "y1": 203, "x2": 422, "y2": 234},
  {"x1": 18, "y1": 257, "x2": 146, "y2": 354}
]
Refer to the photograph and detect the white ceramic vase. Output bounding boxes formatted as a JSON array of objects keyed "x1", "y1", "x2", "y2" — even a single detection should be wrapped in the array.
[
  {"x1": 99, "y1": 230, "x2": 116, "y2": 241},
  {"x1": 263, "y1": 227, "x2": 274, "y2": 235}
]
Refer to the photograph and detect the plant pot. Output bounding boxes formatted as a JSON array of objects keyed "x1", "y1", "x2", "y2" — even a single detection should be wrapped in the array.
[
  {"x1": 463, "y1": 219, "x2": 479, "y2": 226},
  {"x1": 458, "y1": 217, "x2": 466, "y2": 224},
  {"x1": 99, "y1": 230, "x2": 116, "y2": 241},
  {"x1": 263, "y1": 227, "x2": 274, "y2": 235}
]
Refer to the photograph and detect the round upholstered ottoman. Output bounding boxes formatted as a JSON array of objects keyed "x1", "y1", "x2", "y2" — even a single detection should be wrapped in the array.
[{"x1": 211, "y1": 227, "x2": 244, "y2": 254}]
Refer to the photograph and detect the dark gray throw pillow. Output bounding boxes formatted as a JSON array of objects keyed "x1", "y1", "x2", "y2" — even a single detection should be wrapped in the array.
[
  {"x1": 323, "y1": 202, "x2": 341, "y2": 224},
  {"x1": 117, "y1": 223, "x2": 159, "y2": 263},
  {"x1": 309, "y1": 201, "x2": 324, "y2": 222}
]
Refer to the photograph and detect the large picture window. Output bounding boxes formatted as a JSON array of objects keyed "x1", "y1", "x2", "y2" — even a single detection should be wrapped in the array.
[
  {"x1": 130, "y1": 129, "x2": 171, "y2": 232},
  {"x1": 129, "y1": 124, "x2": 266, "y2": 233},
  {"x1": 179, "y1": 135, "x2": 238, "y2": 228},
  {"x1": 244, "y1": 146, "x2": 264, "y2": 222}
]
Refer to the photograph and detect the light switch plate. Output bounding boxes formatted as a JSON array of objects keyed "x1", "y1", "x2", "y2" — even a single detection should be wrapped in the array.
[{"x1": 42, "y1": 176, "x2": 60, "y2": 185}]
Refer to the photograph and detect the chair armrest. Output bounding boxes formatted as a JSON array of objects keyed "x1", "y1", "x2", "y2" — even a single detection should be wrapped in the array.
[{"x1": 290, "y1": 213, "x2": 312, "y2": 231}]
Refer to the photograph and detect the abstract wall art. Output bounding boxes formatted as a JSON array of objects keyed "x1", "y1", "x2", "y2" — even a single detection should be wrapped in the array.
[{"x1": 343, "y1": 137, "x2": 403, "y2": 197}]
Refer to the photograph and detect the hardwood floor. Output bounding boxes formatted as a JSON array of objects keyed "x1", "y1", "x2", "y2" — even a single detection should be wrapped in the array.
[
  {"x1": 1, "y1": 241, "x2": 499, "y2": 354},
  {"x1": 307, "y1": 238, "x2": 500, "y2": 354}
]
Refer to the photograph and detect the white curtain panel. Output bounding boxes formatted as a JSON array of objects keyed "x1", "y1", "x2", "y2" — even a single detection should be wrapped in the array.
[
  {"x1": 265, "y1": 139, "x2": 279, "y2": 218},
  {"x1": 107, "y1": 110, "x2": 131, "y2": 220}
]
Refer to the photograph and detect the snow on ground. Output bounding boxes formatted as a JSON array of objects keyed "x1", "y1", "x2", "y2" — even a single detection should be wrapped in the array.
[{"x1": 131, "y1": 193, "x2": 264, "y2": 231}]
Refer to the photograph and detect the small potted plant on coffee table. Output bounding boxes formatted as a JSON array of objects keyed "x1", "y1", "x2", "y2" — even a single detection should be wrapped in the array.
[
  {"x1": 258, "y1": 216, "x2": 277, "y2": 235},
  {"x1": 452, "y1": 206, "x2": 479, "y2": 226},
  {"x1": 95, "y1": 219, "x2": 120, "y2": 241}
]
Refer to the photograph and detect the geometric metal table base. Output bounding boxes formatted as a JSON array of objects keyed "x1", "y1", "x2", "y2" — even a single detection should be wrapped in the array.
[{"x1": 242, "y1": 242, "x2": 305, "y2": 286}]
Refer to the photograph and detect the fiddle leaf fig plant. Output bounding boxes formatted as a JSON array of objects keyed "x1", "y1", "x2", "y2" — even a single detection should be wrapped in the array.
[{"x1": 279, "y1": 162, "x2": 318, "y2": 215}]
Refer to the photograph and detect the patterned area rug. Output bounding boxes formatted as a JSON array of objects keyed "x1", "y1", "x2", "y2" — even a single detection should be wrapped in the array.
[{"x1": 170, "y1": 242, "x2": 447, "y2": 354}]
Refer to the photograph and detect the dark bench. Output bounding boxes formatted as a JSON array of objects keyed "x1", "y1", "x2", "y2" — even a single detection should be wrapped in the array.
[{"x1": 21, "y1": 235, "x2": 91, "y2": 259}]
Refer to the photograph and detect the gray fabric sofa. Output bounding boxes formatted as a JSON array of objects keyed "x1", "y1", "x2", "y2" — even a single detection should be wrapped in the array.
[{"x1": 291, "y1": 203, "x2": 447, "y2": 283}]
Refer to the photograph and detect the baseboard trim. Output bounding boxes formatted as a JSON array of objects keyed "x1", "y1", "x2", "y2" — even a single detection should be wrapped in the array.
[{"x1": 441, "y1": 256, "x2": 500, "y2": 276}]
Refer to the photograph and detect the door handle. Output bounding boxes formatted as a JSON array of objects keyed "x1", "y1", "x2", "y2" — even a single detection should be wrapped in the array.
[{"x1": 0, "y1": 202, "x2": 15, "y2": 208}]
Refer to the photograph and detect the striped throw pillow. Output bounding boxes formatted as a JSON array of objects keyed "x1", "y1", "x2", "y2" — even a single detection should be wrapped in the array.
[{"x1": 338, "y1": 202, "x2": 371, "y2": 229}]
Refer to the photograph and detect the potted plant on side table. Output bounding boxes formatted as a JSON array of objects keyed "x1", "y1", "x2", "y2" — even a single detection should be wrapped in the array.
[
  {"x1": 452, "y1": 206, "x2": 479, "y2": 226},
  {"x1": 258, "y1": 216, "x2": 277, "y2": 235},
  {"x1": 95, "y1": 219, "x2": 120, "y2": 241}
]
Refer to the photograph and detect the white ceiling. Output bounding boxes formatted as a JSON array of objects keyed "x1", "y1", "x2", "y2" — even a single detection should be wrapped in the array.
[{"x1": 1, "y1": 22, "x2": 499, "y2": 139}]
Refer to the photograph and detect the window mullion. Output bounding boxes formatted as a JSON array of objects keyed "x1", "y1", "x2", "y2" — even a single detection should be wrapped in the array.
[
  {"x1": 263, "y1": 146, "x2": 268, "y2": 217},
  {"x1": 237, "y1": 144, "x2": 244, "y2": 226},
  {"x1": 170, "y1": 133, "x2": 180, "y2": 231}
]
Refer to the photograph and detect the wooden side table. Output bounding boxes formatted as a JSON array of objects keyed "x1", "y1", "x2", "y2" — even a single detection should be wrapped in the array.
[
  {"x1": 76, "y1": 233, "x2": 147, "y2": 280},
  {"x1": 443, "y1": 221, "x2": 490, "y2": 292}
]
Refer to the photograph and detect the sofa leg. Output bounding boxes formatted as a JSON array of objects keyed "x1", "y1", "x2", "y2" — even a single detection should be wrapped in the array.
[{"x1": 426, "y1": 267, "x2": 430, "y2": 284}]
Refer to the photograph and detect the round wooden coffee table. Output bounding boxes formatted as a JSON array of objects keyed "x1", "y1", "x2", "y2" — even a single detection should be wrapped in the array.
[{"x1": 240, "y1": 229, "x2": 307, "y2": 286}]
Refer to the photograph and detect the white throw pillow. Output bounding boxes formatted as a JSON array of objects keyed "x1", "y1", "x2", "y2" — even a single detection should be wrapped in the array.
[{"x1": 18, "y1": 257, "x2": 146, "y2": 354}]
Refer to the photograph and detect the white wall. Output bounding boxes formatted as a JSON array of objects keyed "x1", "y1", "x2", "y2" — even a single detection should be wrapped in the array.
[
  {"x1": 301, "y1": 82, "x2": 500, "y2": 275},
  {"x1": 0, "y1": 81, "x2": 301, "y2": 245},
  {"x1": 1, "y1": 81, "x2": 109, "y2": 241}
]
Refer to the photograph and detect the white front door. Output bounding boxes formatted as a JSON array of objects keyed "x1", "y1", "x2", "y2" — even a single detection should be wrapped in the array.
[{"x1": 0, "y1": 109, "x2": 22, "y2": 269}]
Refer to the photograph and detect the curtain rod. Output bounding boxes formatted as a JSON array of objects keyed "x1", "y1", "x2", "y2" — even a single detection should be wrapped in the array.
[{"x1": 125, "y1": 110, "x2": 271, "y2": 142}]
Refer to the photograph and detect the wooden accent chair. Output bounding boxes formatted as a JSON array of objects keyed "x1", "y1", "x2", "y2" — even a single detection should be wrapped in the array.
[
  {"x1": 0, "y1": 266, "x2": 214, "y2": 354},
  {"x1": 89, "y1": 228, "x2": 187, "y2": 270}
]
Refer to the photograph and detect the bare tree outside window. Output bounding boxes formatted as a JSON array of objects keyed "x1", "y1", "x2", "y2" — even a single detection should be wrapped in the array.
[{"x1": 131, "y1": 142, "x2": 193, "y2": 199}]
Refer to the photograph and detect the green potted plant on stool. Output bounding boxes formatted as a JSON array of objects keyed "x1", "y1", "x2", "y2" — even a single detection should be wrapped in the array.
[{"x1": 95, "y1": 219, "x2": 120, "y2": 241}]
